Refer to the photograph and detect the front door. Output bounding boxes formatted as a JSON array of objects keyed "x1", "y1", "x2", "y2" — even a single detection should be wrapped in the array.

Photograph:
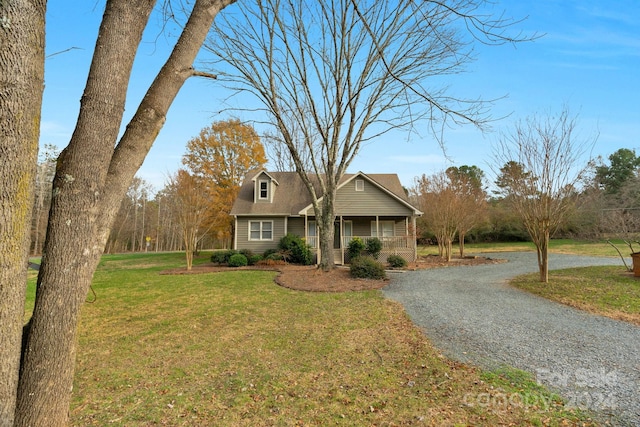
[
  {"x1": 333, "y1": 222, "x2": 341, "y2": 249},
  {"x1": 333, "y1": 220, "x2": 353, "y2": 249}
]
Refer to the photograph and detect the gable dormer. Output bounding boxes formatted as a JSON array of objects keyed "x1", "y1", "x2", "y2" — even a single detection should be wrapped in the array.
[{"x1": 251, "y1": 170, "x2": 279, "y2": 203}]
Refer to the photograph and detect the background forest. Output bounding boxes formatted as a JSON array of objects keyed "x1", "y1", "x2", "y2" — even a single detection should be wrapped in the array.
[{"x1": 30, "y1": 138, "x2": 640, "y2": 257}]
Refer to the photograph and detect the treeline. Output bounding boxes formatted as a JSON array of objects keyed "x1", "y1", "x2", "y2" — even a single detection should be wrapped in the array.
[
  {"x1": 30, "y1": 142, "x2": 638, "y2": 256},
  {"x1": 31, "y1": 120, "x2": 267, "y2": 256},
  {"x1": 411, "y1": 147, "x2": 640, "y2": 250}
]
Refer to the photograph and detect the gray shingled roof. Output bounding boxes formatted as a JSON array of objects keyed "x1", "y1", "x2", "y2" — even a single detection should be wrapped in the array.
[{"x1": 230, "y1": 170, "x2": 414, "y2": 216}]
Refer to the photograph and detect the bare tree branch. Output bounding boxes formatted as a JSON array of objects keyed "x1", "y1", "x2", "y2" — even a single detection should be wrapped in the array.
[{"x1": 205, "y1": 0, "x2": 533, "y2": 269}]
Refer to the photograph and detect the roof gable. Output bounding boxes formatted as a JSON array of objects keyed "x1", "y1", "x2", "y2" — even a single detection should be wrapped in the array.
[{"x1": 230, "y1": 169, "x2": 421, "y2": 216}]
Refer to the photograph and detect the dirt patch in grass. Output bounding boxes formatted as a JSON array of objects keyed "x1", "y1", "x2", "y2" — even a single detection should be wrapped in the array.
[{"x1": 160, "y1": 255, "x2": 506, "y2": 292}]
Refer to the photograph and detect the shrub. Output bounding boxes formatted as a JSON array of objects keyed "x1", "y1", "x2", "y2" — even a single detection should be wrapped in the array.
[
  {"x1": 262, "y1": 248, "x2": 279, "y2": 259},
  {"x1": 228, "y1": 253, "x2": 248, "y2": 267},
  {"x1": 265, "y1": 252, "x2": 284, "y2": 261},
  {"x1": 247, "y1": 254, "x2": 263, "y2": 266},
  {"x1": 365, "y1": 237, "x2": 383, "y2": 259},
  {"x1": 239, "y1": 248, "x2": 254, "y2": 259},
  {"x1": 387, "y1": 254, "x2": 408, "y2": 268},
  {"x1": 211, "y1": 249, "x2": 237, "y2": 264},
  {"x1": 347, "y1": 237, "x2": 365, "y2": 260},
  {"x1": 350, "y1": 256, "x2": 386, "y2": 280},
  {"x1": 278, "y1": 233, "x2": 313, "y2": 265}
]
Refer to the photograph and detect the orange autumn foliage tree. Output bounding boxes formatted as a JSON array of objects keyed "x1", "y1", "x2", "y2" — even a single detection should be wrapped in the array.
[{"x1": 182, "y1": 119, "x2": 267, "y2": 247}]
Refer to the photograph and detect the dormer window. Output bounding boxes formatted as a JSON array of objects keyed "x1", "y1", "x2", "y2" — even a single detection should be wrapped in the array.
[{"x1": 259, "y1": 180, "x2": 269, "y2": 200}]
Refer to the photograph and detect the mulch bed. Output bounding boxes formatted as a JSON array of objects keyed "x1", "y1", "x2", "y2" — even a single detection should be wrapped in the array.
[{"x1": 160, "y1": 255, "x2": 506, "y2": 292}]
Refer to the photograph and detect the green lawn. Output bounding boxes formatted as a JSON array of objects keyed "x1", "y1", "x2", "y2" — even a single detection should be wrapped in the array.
[
  {"x1": 418, "y1": 238, "x2": 627, "y2": 258},
  {"x1": 25, "y1": 251, "x2": 595, "y2": 426},
  {"x1": 510, "y1": 266, "x2": 640, "y2": 325}
]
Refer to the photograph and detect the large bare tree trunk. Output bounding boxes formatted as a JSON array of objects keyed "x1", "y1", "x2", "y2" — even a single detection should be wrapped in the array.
[
  {"x1": 317, "y1": 188, "x2": 337, "y2": 271},
  {"x1": 15, "y1": 2, "x2": 155, "y2": 424},
  {"x1": 0, "y1": 1, "x2": 45, "y2": 425},
  {"x1": 15, "y1": 1, "x2": 235, "y2": 425}
]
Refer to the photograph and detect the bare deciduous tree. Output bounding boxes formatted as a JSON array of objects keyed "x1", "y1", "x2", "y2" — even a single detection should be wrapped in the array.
[
  {"x1": 445, "y1": 166, "x2": 488, "y2": 257},
  {"x1": 206, "y1": 0, "x2": 531, "y2": 270},
  {"x1": 493, "y1": 109, "x2": 594, "y2": 282},
  {"x1": 167, "y1": 170, "x2": 212, "y2": 270},
  {"x1": 412, "y1": 166, "x2": 487, "y2": 261},
  {"x1": 412, "y1": 172, "x2": 458, "y2": 261}
]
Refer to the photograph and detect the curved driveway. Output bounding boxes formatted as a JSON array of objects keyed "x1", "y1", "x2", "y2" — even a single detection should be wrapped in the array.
[{"x1": 383, "y1": 252, "x2": 640, "y2": 426}]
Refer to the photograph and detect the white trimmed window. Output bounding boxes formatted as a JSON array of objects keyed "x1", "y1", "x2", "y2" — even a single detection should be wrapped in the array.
[
  {"x1": 249, "y1": 221, "x2": 273, "y2": 240},
  {"x1": 258, "y1": 180, "x2": 269, "y2": 200},
  {"x1": 355, "y1": 179, "x2": 364, "y2": 191},
  {"x1": 371, "y1": 221, "x2": 395, "y2": 238}
]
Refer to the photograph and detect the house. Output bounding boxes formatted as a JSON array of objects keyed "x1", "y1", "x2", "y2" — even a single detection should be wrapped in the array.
[{"x1": 230, "y1": 169, "x2": 423, "y2": 264}]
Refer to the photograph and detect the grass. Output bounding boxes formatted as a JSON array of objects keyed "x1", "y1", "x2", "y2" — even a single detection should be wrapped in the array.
[
  {"x1": 418, "y1": 238, "x2": 626, "y2": 258},
  {"x1": 510, "y1": 266, "x2": 640, "y2": 325},
  {"x1": 24, "y1": 251, "x2": 596, "y2": 426}
]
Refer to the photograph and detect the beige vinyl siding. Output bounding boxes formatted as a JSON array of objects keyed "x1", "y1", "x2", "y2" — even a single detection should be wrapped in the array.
[
  {"x1": 236, "y1": 217, "x2": 286, "y2": 253},
  {"x1": 287, "y1": 217, "x2": 305, "y2": 237},
  {"x1": 334, "y1": 179, "x2": 413, "y2": 216}
]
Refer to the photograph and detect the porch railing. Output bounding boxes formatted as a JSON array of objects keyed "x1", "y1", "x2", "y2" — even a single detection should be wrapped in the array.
[
  {"x1": 306, "y1": 235, "x2": 416, "y2": 262},
  {"x1": 305, "y1": 236, "x2": 413, "y2": 249},
  {"x1": 344, "y1": 235, "x2": 413, "y2": 249}
]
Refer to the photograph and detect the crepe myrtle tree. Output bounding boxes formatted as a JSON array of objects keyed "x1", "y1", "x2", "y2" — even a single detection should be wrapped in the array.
[
  {"x1": 205, "y1": 0, "x2": 534, "y2": 270},
  {"x1": 1, "y1": 1, "x2": 236, "y2": 425},
  {"x1": 493, "y1": 109, "x2": 595, "y2": 283}
]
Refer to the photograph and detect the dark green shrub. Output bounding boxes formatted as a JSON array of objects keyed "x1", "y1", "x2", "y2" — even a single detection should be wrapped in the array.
[
  {"x1": 350, "y1": 256, "x2": 386, "y2": 280},
  {"x1": 228, "y1": 253, "x2": 248, "y2": 267},
  {"x1": 247, "y1": 254, "x2": 263, "y2": 266},
  {"x1": 365, "y1": 237, "x2": 383, "y2": 259},
  {"x1": 265, "y1": 252, "x2": 284, "y2": 261},
  {"x1": 211, "y1": 249, "x2": 237, "y2": 264},
  {"x1": 278, "y1": 233, "x2": 313, "y2": 265},
  {"x1": 278, "y1": 233, "x2": 297, "y2": 251},
  {"x1": 262, "y1": 248, "x2": 279, "y2": 258},
  {"x1": 239, "y1": 248, "x2": 254, "y2": 259},
  {"x1": 347, "y1": 237, "x2": 365, "y2": 260},
  {"x1": 387, "y1": 254, "x2": 408, "y2": 268}
]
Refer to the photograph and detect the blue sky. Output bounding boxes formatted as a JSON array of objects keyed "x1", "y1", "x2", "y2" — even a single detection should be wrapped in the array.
[{"x1": 41, "y1": 0, "x2": 640, "y2": 192}]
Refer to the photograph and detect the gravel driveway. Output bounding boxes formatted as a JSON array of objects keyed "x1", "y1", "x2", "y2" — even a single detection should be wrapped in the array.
[{"x1": 382, "y1": 252, "x2": 640, "y2": 426}]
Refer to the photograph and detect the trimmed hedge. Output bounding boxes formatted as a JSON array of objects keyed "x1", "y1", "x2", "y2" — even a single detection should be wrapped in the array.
[
  {"x1": 350, "y1": 256, "x2": 386, "y2": 280},
  {"x1": 387, "y1": 254, "x2": 408, "y2": 268},
  {"x1": 228, "y1": 253, "x2": 248, "y2": 267},
  {"x1": 211, "y1": 250, "x2": 238, "y2": 264}
]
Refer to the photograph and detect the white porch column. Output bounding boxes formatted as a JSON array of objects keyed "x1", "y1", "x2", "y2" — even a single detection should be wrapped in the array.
[
  {"x1": 412, "y1": 216, "x2": 417, "y2": 261},
  {"x1": 340, "y1": 215, "x2": 344, "y2": 264}
]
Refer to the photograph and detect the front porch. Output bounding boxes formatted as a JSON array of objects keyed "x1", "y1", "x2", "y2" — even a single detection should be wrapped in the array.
[
  {"x1": 305, "y1": 216, "x2": 418, "y2": 265},
  {"x1": 331, "y1": 235, "x2": 416, "y2": 265}
]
